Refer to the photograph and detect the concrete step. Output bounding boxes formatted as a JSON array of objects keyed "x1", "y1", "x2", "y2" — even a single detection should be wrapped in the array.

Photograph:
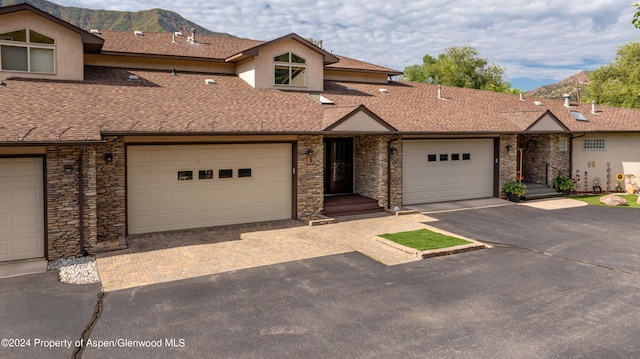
[
  {"x1": 323, "y1": 194, "x2": 384, "y2": 216},
  {"x1": 522, "y1": 182, "x2": 564, "y2": 200}
]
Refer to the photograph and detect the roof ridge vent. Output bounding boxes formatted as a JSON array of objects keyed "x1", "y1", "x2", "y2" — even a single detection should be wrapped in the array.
[
  {"x1": 134, "y1": 30, "x2": 143, "y2": 36},
  {"x1": 90, "y1": 29, "x2": 100, "y2": 34}
]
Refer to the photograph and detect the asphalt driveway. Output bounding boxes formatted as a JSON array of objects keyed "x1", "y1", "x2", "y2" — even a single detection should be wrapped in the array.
[
  {"x1": 422, "y1": 201, "x2": 640, "y2": 275},
  {"x1": 2, "y1": 201, "x2": 640, "y2": 358}
]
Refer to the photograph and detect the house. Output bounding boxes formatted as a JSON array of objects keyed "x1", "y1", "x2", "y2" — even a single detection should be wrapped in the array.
[{"x1": 1, "y1": 3, "x2": 640, "y2": 272}]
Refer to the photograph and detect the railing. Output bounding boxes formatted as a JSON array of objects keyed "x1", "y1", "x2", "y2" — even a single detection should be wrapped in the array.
[{"x1": 543, "y1": 162, "x2": 563, "y2": 186}]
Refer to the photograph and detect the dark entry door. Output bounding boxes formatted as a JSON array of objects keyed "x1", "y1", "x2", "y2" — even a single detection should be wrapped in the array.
[{"x1": 325, "y1": 138, "x2": 353, "y2": 194}]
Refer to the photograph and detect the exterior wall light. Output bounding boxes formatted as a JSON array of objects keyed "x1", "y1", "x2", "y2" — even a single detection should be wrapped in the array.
[
  {"x1": 64, "y1": 164, "x2": 74, "y2": 175},
  {"x1": 103, "y1": 152, "x2": 114, "y2": 164},
  {"x1": 304, "y1": 148, "x2": 314, "y2": 163}
]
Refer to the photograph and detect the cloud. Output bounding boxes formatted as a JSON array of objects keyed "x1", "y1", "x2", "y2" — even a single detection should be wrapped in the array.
[{"x1": 48, "y1": 0, "x2": 640, "y2": 87}]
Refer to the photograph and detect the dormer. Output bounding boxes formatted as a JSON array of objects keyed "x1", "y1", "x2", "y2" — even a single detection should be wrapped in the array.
[
  {"x1": 228, "y1": 33, "x2": 339, "y2": 92},
  {"x1": 0, "y1": 3, "x2": 103, "y2": 81}
]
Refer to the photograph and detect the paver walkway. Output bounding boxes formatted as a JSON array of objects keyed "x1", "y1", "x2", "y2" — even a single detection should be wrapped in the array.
[{"x1": 97, "y1": 213, "x2": 437, "y2": 291}]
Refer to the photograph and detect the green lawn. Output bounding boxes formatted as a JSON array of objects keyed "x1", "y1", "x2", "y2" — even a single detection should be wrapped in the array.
[
  {"x1": 379, "y1": 229, "x2": 471, "y2": 251},
  {"x1": 572, "y1": 194, "x2": 640, "y2": 208}
]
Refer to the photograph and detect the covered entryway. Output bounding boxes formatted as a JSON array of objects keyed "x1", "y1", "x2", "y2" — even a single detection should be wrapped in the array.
[
  {"x1": 324, "y1": 138, "x2": 353, "y2": 194},
  {"x1": 402, "y1": 139, "x2": 495, "y2": 204},
  {"x1": 127, "y1": 144, "x2": 293, "y2": 234},
  {"x1": 0, "y1": 157, "x2": 45, "y2": 262}
]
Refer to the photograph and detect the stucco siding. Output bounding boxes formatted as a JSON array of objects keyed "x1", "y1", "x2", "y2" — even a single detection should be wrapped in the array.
[
  {"x1": 253, "y1": 39, "x2": 324, "y2": 91},
  {"x1": 0, "y1": 10, "x2": 84, "y2": 80},
  {"x1": 572, "y1": 134, "x2": 640, "y2": 192}
]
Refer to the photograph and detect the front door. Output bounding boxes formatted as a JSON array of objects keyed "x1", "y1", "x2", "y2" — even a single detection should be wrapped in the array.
[{"x1": 324, "y1": 138, "x2": 353, "y2": 194}]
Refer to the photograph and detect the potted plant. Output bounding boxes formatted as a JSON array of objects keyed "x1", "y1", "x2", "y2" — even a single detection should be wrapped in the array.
[
  {"x1": 553, "y1": 176, "x2": 574, "y2": 195},
  {"x1": 503, "y1": 180, "x2": 527, "y2": 202}
]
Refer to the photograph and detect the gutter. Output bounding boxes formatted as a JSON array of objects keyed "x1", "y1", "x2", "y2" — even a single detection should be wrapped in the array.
[{"x1": 78, "y1": 145, "x2": 88, "y2": 256}]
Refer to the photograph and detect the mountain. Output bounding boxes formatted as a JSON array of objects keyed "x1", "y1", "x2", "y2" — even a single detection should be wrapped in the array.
[
  {"x1": 0, "y1": 0, "x2": 234, "y2": 37},
  {"x1": 526, "y1": 71, "x2": 590, "y2": 100}
]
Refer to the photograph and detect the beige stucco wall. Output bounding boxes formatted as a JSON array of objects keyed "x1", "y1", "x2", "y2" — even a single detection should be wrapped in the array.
[
  {"x1": 0, "y1": 11, "x2": 84, "y2": 80},
  {"x1": 323, "y1": 70, "x2": 389, "y2": 84},
  {"x1": 250, "y1": 39, "x2": 324, "y2": 91},
  {"x1": 84, "y1": 54, "x2": 236, "y2": 74},
  {"x1": 236, "y1": 58, "x2": 256, "y2": 87},
  {"x1": 572, "y1": 133, "x2": 640, "y2": 192},
  {"x1": 330, "y1": 112, "x2": 390, "y2": 132}
]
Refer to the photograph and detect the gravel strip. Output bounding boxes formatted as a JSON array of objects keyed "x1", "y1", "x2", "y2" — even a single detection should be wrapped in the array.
[{"x1": 48, "y1": 256, "x2": 101, "y2": 284}]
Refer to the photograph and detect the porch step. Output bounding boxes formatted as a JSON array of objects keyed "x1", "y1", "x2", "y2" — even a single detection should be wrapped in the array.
[
  {"x1": 323, "y1": 194, "x2": 385, "y2": 216},
  {"x1": 521, "y1": 182, "x2": 564, "y2": 200}
]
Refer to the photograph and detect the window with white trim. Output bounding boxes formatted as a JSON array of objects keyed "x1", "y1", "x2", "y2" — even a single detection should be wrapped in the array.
[
  {"x1": 558, "y1": 137, "x2": 568, "y2": 152},
  {"x1": 583, "y1": 138, "x2": 606, "y2": 150},
  {"x1": 273, "y1": 52, "x2": 306, "y2": 86},
  {"x1": 0, "y1": 29, "x2": 55, "y2": 74}
]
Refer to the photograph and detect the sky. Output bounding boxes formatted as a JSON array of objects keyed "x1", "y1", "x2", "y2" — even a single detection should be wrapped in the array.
[{"x1": 52, "y1": 0, "x2": 640, "y2": 91}]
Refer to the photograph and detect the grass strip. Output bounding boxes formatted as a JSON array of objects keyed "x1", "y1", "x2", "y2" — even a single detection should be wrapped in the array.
[{"x1": 379, "y1": 229, "x2": 470, "y2": 251}]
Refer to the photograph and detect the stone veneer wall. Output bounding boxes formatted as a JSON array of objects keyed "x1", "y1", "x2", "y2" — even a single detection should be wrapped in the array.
[
  {"x1": 296, "y1": 135, "x2": 324, "y2": 217},
  {"x1": 499, "y1": 135, "x2": 518, "y2": 197},
  {"x1": 389, "y1": 138, "x2": 403, "y2": 209},
  {"x1": 46, "y1": 145, "x2": 99, "y2": 260},
  {"x1": 520, "y1": 134, "x2": 570, "y2": 185},
  {"x1": 95, "y1": 136, "x2": 126, "y2": 251},
  {"x1": 353, "y1": 135, "x2": 402, "y2": 209},
  {"x1": 354, "y1": 136, "x2": 387, "y2": 206}
]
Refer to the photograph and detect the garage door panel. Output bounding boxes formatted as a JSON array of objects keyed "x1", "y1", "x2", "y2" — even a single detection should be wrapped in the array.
[
  {"x1": 128, "y1": 144, "x2": 292, "y2": 234},
  {"x1": 403, "y1": 139, "x2": 494, "y2": 205},
  {"x1": 0, "y1": 158, "x2": 44, "y2": 262}
]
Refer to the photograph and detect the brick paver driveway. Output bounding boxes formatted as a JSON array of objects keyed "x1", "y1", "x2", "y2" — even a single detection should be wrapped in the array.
[{"x1": 96, "y1": 213, "x2": 441, "y2": 291}]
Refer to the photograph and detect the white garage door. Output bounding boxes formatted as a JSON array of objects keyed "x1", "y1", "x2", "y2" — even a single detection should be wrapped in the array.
[
  {"x1": 128, "y1": 144, "x2": 293, "y2": 234},
  {"x1": 0, "y1": 158, "x2": 45, "y2": 262},
  {"x1": 403, "y1": 139, "x2": 495, "y2": 205}
]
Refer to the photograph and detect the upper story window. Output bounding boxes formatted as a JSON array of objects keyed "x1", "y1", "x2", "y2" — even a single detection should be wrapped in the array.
[
  {"x1": 273, "y1": 52, "x2": 306, "y2": 86},
  {"x1": 0, "y1": 29, "x2": 55, "y2": 74}
]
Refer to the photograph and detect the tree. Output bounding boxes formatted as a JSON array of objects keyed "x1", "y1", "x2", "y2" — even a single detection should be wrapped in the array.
[
  {"x1": 403, "y1": 45, "x2": 517, "y2": 93},
  {"x1": 633, "y1": 3, "x2": 640, "y2": 28},
  {"x1": 305, "y1": 37, "x2": 323, "y2": 49},
  {"x1": 584, "y1": 42, "x2": 640, "y2": 109}
]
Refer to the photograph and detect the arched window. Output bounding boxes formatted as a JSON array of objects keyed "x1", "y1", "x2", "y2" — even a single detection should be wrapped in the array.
[
  {"x1": 273, "y1": 52, "x2": 306, "y2": 86},
  {"x1": 0, "y1": 29, "x2": 55, "y2": 74}
]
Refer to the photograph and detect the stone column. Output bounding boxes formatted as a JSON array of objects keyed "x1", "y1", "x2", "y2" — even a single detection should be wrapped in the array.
[{"x1": 296, "y1": 135, "x2": 324, "y2": 218}]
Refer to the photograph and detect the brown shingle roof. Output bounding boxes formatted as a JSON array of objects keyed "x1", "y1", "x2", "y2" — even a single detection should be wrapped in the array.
[
  {"x1": 327, "y1": 55, "x2": 403, "y2": 76},
  {"x1": 96, "y1": 31, "x2": 400, "y2": 74},
  {"x1": 2, "y1": 67, "x2": 640, "y2": 143},
  {"x1": 97, "y1": 31, "x2": 264, "y2": 60}
]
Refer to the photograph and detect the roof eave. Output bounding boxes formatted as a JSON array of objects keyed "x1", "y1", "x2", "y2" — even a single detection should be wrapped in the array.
[{"x1": 0, "y1": 3, "x2": 104, "y2": 53}]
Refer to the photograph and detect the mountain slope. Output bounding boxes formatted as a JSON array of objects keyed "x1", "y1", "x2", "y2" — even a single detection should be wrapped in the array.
[
  {"x1": 526, "y1": 71, "x2": 590, "y2": 100},
  {"x1": 0, "y1": 0, "x2": 234, "y2": 37}
]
